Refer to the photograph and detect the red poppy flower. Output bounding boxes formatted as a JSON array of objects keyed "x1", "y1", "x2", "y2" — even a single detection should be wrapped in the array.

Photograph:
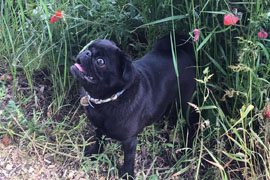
[
  {"x1": 224, "y1": 14, "x2": 239, "y2": 26},
  {"x1": 258, "y1": 30, "x2": 268, "y2": 39},
  {"x1": 193, "y1": 29, "x2": 200, "y2": 43},
  {"x1": 0, "y1": 26, "x2": 2, "y2": 30},
  {"x1": 264, "y1": 111, "x2": 270, "y2": 118},
  {"x1": 50, "y1": 10, "x2": 62, "y2": 24},
  {"x1": 55, "y1": 10, "x2": 62, "y2": 17}
]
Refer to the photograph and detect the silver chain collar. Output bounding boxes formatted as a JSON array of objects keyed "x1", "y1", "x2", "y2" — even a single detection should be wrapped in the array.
[{"x1": 80, "y1": 89, "x2": 125, "y2": 108}]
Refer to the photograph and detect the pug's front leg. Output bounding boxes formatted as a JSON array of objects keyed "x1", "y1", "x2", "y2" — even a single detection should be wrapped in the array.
[
  {"x1": 120, "y1": 137, "x2": 137, "y2": 179},
  {"x1": 84, "y1": 128, "x2": 104, "y2": 157}
]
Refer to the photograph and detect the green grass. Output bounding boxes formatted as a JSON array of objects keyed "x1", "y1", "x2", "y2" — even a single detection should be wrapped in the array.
[{"x1": 1, "y1": 0, "x2": 270, "y2": 179}]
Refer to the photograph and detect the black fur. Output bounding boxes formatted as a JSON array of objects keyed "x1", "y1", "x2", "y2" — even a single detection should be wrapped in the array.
[{"x1": 70, "y1": 35, "x2": 197, "y2": 178}]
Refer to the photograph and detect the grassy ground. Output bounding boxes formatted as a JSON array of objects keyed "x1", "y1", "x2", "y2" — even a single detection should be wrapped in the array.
[{"x1": 1, "y1": 0, "x2": 270, "y2": 179}]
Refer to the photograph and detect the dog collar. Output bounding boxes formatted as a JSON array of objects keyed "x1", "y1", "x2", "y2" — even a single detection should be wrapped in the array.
[{"x1": 80, "y1": 89, "x2": 125, "y2": 108}]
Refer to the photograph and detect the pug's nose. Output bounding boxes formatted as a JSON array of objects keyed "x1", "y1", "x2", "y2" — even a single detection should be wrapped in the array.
[
  {"x1": 76, "y1": 50, "x2": 92, "y2": 63},
  {"x1": 83, "y1": 50, "x2": 91, "y2": 57}
]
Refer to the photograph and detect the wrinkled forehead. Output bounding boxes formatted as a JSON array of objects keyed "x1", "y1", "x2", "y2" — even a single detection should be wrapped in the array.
[
  {"x1": 88, "y1": 39, "x2": 118, "y2": 51},
  {"x1": 86, "y1": 40, "x2": 120, "y2": 58}
]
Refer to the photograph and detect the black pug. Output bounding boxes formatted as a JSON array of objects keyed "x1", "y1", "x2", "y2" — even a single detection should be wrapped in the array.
[{"x1": 70, "y1": 35, "x2": 197, "y2": 178}]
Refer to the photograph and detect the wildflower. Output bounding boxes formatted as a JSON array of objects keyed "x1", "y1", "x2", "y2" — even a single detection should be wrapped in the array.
[
  {"x1": 258, "y1": 30, "x2": 268, "y2": 39},
  {"x1": 193, "y1": 29, "x2": 200, "y2": 43},
  {"x1": 263, "y1": 102, "x2": 270, "y2": 118},
  {"x1": 0, "y1": 26, "x2": 2, "y2": 30},
  {"x1": 55, "y1": 10, "x2": 62, "y2": 17},
  {"x1": 224, "y1": 14, "x2": 239, "y2": 26},
  {"x1": 50, "y1": 10, "x2": 62, "y2": 24},
  {"x1": 264, "y1": 111, "x2": 270, "y2": 118},
  {"x1": 0, "y1": 74, "x2": 12, "y2": 81}
]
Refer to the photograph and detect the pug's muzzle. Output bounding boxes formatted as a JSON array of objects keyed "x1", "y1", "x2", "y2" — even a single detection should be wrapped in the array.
[{"x1": 70, "y1": 50, "x2": 96, "y2": 84}]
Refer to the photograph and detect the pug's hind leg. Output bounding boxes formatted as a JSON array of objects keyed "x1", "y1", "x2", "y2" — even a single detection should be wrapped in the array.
[
  {"x1": 84, "y1": 129, "x2": 104, "y2": 157},
  {"x1": 120, "y1": 137, "x2": 137, "y2": 179}
]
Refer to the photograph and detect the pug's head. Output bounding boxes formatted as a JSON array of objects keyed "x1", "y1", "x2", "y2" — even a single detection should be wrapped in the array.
[{"x1": 71, "y1": 40, "x2": 134, "y2": 99}]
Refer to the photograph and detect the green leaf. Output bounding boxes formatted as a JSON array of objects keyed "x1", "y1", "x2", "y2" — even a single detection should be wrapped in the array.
[
  {"x1": 199, "y1": 105, "x2": 217, "y2": 110},
  {"x1": 197, "y1": 30, "x2": 214, "y2": 52},
  {"x1": 258, "y1": 42, "x2": 269, "y2": 62},
  {"x1": 136, "y1": 15, "x2": 187, "y2": 29},
  {"x1": 204, "y1": 50, "x2": 227, "y2": 75}
]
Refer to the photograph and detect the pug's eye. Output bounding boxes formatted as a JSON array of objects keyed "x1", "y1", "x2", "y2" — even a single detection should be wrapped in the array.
[{"x1": 96, "y1": 58, "x2": 105, "y2": 67}]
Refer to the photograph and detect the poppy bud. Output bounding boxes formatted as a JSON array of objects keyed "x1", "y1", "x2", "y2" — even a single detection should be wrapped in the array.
[
  {"x1": 258, "y1": 30, "x2": 268, "y2": 39},
  {"x1": 263, "y1": 103, "x2": 270, "y2": 118},
  {"x1": 193, "y1": 29, "x2": 200, "y2": 43}
]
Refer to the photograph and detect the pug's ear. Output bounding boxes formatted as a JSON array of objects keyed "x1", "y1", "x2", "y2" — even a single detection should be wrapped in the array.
[{"x1": 118, "y1": 49, "x2": 134, "y2": 82}]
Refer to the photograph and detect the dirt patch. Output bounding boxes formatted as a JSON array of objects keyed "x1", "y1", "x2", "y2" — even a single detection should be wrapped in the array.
[{"x1": 0, "y1": 142, "x2": 87, "y2": 180}]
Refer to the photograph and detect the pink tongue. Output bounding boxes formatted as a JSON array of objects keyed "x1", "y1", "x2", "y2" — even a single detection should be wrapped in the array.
[{"x1": 75, "y1": 63, "x2": 86, "y2": 74}]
